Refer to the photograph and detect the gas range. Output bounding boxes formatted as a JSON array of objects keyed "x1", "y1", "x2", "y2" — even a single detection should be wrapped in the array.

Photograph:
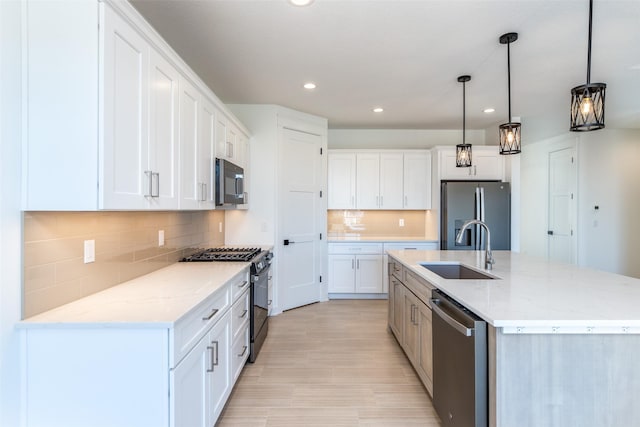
[{"x1": 180, "y1": 247, "x2": 262, "y2": 263}]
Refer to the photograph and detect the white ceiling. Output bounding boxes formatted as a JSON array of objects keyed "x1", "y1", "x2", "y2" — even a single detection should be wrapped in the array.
[{"x1": 130, "y1": 0, "x2": 640, "y2": 137}]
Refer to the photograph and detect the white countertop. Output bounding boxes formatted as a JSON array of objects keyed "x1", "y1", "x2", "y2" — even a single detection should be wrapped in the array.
[
  {"x1": 19, "y1": 262, "x2": 250, "y2": 328},
  {"x1": 388, "y1": 250, "x2": 640, "y2": 333}
]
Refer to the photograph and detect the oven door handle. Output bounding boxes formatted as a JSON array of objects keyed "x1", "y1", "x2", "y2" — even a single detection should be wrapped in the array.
[{"x1": 430, "y1": 298, "x2": 474, "y2": 337}]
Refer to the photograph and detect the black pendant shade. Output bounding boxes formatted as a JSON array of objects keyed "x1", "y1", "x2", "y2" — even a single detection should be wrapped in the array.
[
  {"x1": 570, "y1": 0, "x2": 606, "y2": 131},
  {"x1": 456, "y1": 75, "x2": 472, "y2": 168},
  {"x1": 498, "y1": 32, "x2": 521, "y2": 155}
]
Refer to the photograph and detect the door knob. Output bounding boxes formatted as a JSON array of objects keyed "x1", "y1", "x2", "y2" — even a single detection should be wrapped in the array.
[
  {"x1": 547, "y1": 230, "x2": 554, "y2": 235},
  {"x1": 284, "y1": 239, "x2": 296, "y2": 245}
]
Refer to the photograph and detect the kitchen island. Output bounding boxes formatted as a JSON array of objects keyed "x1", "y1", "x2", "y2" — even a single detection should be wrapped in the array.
[{"x1": 387, "y1": 249, "x2": 640, "y2": 427}]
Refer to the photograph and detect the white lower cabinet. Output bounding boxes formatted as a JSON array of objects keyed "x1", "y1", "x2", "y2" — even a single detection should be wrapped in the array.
[
  {"x1": 388, "y1": 255, "x2": 434, "y2": 396},
  {"x1": 172, "y1": 310, "x2": 230, "y2": 427},
  {"x1": 21, "y1": 269, "x2": 250, "y2": 427},
  {"x1": 328, "y1": 243, "x2": 384, "y2": 295}
]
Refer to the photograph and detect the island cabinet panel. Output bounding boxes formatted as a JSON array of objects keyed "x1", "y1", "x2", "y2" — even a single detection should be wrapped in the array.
[
  {"x1": 387, "y1": 254, "x2": 433, "y2": 395},
  {"x1": 489, "y1": 327, "x2": 640, "y2": 427}
]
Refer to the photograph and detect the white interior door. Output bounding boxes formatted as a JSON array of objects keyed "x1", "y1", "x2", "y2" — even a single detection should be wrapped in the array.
[
  {"x1": 548, "y1": 147, "x2": 577, "y2": 263},
  {"x1": 279, "y1": 128, "x2": 323, "y2": 311}
]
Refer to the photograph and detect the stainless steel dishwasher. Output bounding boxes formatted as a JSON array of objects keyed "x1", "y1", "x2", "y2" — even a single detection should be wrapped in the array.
[{"x1": 430, "y1": 288, "x2": 487, "y2": 427}]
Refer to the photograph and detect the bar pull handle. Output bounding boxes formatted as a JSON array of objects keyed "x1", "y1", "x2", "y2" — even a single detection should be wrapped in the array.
[
  {"x1": 212, "y1": 340, "x2": 219, "y2": 367},
  {"x1": 237, "y1": 345, "x2": 248, "y2": 358},
  {"x1": 410, "y1": 304, "x2": 415, "y2": 323},
  {"x1": 430, "y1": 298, "x2": 474, "y2": 337},
  {"x1": 238, "y1": 280, "x2": 248, "y2": 289},
  {"x1": 380, "y1": 195, "x2": 383, "y2": 207},
  {"x1": 144, "y1": 171, "x2": 153, "y2": 197},
  {"x1": 356, "y1": 259, "x2": 360, "y2": 269},
  {"x1": 240, "y1": 309, "x2": 248, "y2": 319},
  {"x1": 352, "y1": 259, "x2": 355, "y2": 269},
  {"x1": 202, "y1": 308, "x2": 219, "y2": 321},
  {"x1": 404, "y1": 195, "x2": 408, "y2": 207},
  {"x1": 206, "y1": 345, "x2": 215, "y2": 372}
]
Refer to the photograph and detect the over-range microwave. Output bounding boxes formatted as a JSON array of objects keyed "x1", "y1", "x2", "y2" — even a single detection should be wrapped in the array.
[{"x1": 215, "y1": 158, "x2": 246, "y2": 206}]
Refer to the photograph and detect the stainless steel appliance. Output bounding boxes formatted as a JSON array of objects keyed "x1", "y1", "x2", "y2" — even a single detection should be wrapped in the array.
[
  {"x1": 440, "y1": 181, "x2": 510, "y2": 251},
  {"x1": 215, "y1": 158, "x2": 245, "y2": 206},
  {"x1": 430, "y1": 288, "x2": 487, "y2": 427},
  {"x1": 180, "y1": 247, "x2": 271, "y2": 363}
]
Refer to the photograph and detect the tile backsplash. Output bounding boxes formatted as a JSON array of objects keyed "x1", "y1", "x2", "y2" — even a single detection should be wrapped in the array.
[
  {"x1": 23, "y1": 211, "x2": 225, "y2": 318},
  {"x1": 327, "y1": 210, "x2": 437, "y2": 240}
]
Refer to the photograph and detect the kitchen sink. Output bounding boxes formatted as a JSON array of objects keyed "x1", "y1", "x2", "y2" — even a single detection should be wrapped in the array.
[{"x1": 420, "y1": 262, "x2": 496, "y2": 280}]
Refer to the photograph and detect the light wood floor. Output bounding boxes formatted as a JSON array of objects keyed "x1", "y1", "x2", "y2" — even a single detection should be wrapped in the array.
[{"x1": 217, "y1": 299, "x2": 443, "y2": 426}]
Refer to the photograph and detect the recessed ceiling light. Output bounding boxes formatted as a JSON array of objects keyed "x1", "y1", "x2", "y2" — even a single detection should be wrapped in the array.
[
  {"x1": 289, "y1": 0, "x2": 314, "y2": 6},
  {"x1": 373, "y1": 107, "x2": 384, "y2": 113},
  {"x1": 484, "y1": 108, "x2": 495, "y2": 113},
  {"x1": 303, "y1": 82, "x2": 316, "y2": 90}
]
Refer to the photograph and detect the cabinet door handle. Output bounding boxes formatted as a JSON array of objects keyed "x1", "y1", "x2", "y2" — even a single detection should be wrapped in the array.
[
  {"x1": 474, "y1": 165, "x2": 477, "y2": 176},
  {"x1": 240, "y1": 309, "x2": 248, "y2": 319},
  {"x1": 202, "y1": 308, "x2": 219, "y2": 321},
  {"x1": 376, "y1": 196, "x2": 379, "y2": 207},
  {"x1": 237, "y1": 345, "x2": 248, "y2": 358},
  {"x1": 212, "y1": 340, "x2": 219, "y2": 367},
  {"x1": 238, "y1": 280, "x2": 248, "y2": 289},
  {"x1": 352, "y1": 259, "x2": 355, "y2": 269},
  {"x1": 410, "y1": 304, "x2": 415, "y2": 323},
  {"x1": 356, "y1": 259, "x2": 360, "y2": 269},
  {"x1": 404, "y1": 195, "x2": 408, "y2": 207},
  {"x1": 152, "y1": 172, "x2": 160, "y2": 197},
  {"x1": 144, "y1": 171, "x2": 153, "y2": 197},
  {"x1": 380, "y1": 195, "x2": 383, "y2": 207},
  {"x1": 206, "y1": 345, "x2": 215, "y2": 372},
  {"x1": 200, "y1": 182, "x2": 207, "y2": 201},
  {"x1": 413, "y1": 306, "x2": 419, "y2": 325}
]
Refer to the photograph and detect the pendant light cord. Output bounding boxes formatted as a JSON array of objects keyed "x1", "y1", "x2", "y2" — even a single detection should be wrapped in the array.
[
  {"x1": 507, "y1": 41, "x2": 512, "y2": 123},
  {"x1": 587, "y1": 0, "x2": 593, "y2": 84},
  {"x1": 462, "y1": 81, "x2": 466, "y2": 143}
]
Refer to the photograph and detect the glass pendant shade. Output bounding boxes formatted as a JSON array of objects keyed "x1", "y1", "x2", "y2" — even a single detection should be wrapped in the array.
[
  {"x1": 456, "y1": 144, "x2": 472, "y2": 167},
  {"x1": 499, "y1": 122, "x2": 521, "y2": 154},
  {"x1": 570, "y1": 0, "x2": 605, "y2": 131}
]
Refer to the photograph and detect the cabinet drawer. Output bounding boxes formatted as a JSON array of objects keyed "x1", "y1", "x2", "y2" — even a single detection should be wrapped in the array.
[
  {"x1": 231, "y1": 290, "x2": 250, "y2": 341},
  {"x1": 328, "y1": 243, "x2": 383, "y2": 254},
  {"x1": 231, "y1": 326, "x2": 249, "y2": 382},
  {"x1": 404, "y1": 269, "x2": 434, "y2": 305},
  {"x1": 230, "y1": 269, "x2": 250, "y2": 302},
  {"x1": 173, "y1": 286, "x2": 230, "y2": 367},
  {"x1": 384, "y1": 242, "x2": 438, "y2": 252}
]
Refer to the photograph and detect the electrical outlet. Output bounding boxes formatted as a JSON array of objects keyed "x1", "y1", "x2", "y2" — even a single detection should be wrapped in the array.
[
  {"x1": 158, "y1": 230, "x2": 165, "y2": 247},
  {"x1": 399, "y1": 218, "x2": 405, "y2": 227},
  {"x1": 84, "y1": 239, "x2": 95, "y2": 264}
]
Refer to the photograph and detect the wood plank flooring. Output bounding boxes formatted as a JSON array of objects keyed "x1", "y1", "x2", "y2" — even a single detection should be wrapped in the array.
[{"x1": 217, "y1": 299, "x2": 443, "y2": 426}]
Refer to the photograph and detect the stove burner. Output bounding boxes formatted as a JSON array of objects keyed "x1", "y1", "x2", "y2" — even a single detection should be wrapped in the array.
[{"x1": 181, "y1": 247, "x2": 262, "y2": 262}]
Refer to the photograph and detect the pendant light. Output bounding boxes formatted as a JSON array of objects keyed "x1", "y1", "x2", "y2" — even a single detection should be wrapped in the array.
[
  {"x1": 570, "y1": 0, "x2": 606, "y2": 131},
  {"x1": 456, "y1": 75, "x2": 472, "y2": 168},
  {"x1": 498, "y1": 32, "x2": 521, "y2": 155}
]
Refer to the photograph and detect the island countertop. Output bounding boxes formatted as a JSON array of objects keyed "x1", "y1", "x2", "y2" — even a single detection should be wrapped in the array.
[{"x1": 387, "y1": 249, "x2": 640, "y2": 333}]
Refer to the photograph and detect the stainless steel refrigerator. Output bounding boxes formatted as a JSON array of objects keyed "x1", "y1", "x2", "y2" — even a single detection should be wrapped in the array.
[{"x1": 440, "y1": 181, "x2": 510, "y2": 251}]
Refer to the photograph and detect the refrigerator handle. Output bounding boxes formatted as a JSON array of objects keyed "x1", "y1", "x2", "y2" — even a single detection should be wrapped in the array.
[
  {"x1": 474, "y1": 187, "x2": 481, "y2": 250},
  {"x1": 479, "y1": 187, "x2": 486, "y2": 250}
]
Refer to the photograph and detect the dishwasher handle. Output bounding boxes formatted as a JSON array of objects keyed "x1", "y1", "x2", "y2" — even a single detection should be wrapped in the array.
[{"x1": 430, "y1": 298, "x2": 475, "y2": 337}]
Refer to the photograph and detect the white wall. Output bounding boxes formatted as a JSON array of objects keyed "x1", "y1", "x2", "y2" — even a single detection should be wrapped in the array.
[
  {"x1": 519, "y1": 129, "x2": 640, "y2": 278},
  {"x1": 0, "y1": 1, "x2": 24, "y2": 425},
  {"x1": 328, "y1": 128, "x2": 485, "y2": 149},
  {"x1": 577, "y1": 129, "x2": 640, "y2": 278}
]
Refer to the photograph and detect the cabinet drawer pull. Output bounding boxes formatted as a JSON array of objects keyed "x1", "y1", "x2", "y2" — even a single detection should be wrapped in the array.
[
  {"x1": 268, "y1": 299, "x2": 272, "y2": 306},
  {"x1": 240, "y1": 309, "x2": 248, "y2": 319},
  {"x1": 237, "y1": 280, "x2": 248, "y2": 289},
  {"x1": 237, "y1": 345, "x2": 248, "y2": 358},
  {"x1": 151, "y1": 172, "x2": 160, "y2": 198},
  {"x1": 202, "y1": 308, "x2": 219, "y2": 321}
]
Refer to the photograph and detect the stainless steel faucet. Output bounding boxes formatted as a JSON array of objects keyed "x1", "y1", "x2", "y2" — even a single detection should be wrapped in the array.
[{"x1": 455, "y1": 219, "x2": 495, "y2": 270}]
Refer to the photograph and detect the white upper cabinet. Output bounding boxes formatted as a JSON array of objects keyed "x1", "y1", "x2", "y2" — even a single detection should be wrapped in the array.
[
  {"x1": 327, "y1": 153, "x2": 357, "y2": 209},
  {"x1": 22, "y1": 1, "x2": 249, "y2": 211},
  {"x1": 101, "y1": 5, "x2": 150, "y2": 209},
  {"x1": 328, "y1": 150, "x2": 431, "y2": 210},
  {"x1": 403, "y1": 151, "x2": 431, "y2": 209},
  {"x1": 438, "y1": 146, "x2": 504, "y2": 181}
]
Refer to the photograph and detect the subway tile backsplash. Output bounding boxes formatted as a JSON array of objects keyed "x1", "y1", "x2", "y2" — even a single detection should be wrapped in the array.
[{"x1": 23, "y1": 211, "x2": 225, "y2": 318}]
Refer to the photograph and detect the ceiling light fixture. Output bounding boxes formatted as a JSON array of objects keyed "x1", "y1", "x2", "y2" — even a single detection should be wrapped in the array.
[
  {"x1": 373, "y1": 107, "x2": 384, "y2": 113},
  {"x1": 483, "y1": 108, "x2": 495, "y2": 114},
  {"x1": 498, "y1": 32, "x2": 521, "y2": 155},
  {"x1": 303, "y1": 82, "x2": 316, "y2": 90},
  {"x1": 570, "y1": 0, "x2": 606, "y2": 131},
  {"x1": 289, "y1": 0, "x2": 314, "y2": 6},
  {"x1": 456, "y1": 75, "x2": 472, "y2": 168}
]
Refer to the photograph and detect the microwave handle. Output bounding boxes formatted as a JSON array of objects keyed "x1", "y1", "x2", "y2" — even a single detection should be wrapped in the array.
[{"x1": 235, "y1": 176, "x2": 244, "y2": 196}]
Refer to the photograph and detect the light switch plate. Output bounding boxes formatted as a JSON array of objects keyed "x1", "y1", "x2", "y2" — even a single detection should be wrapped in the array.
[
  {"x1": 158, "y1": 230, "x2": 165, "y2": 247},
  {"x1": 399, "y1": 219, "x2": 405, "y2": 227},
  {"x1": 84, "y1": 239, "x2": 95, "y2": 264}
]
